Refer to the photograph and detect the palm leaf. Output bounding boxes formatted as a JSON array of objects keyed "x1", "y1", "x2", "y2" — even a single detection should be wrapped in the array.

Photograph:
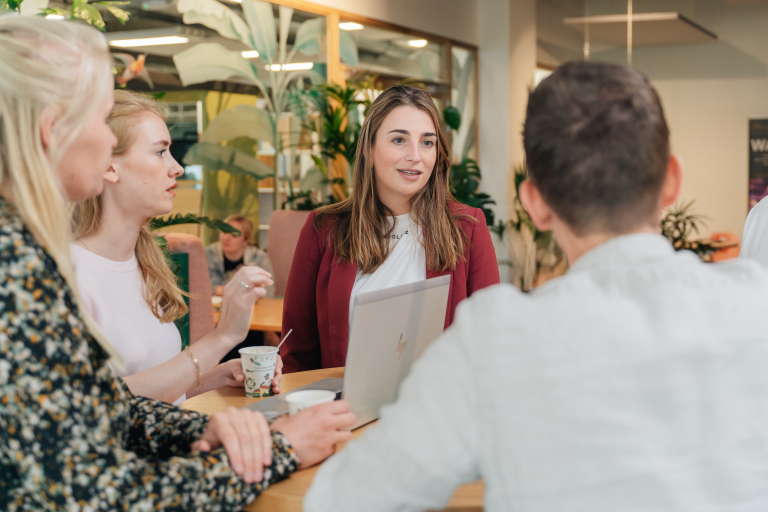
[
  {"x1": 183, "y1": 142, "x2": 274, "y2": 180},
  {"x1": 173, "y1": 43, "x2": 264, "y2": 92},
  {"x1": 176, "y1": 0, "x2": 254, "y2": 49},
  {"x1": 242, "y1": 0, "x2": 277, "y2": 62},
  {"x1": 202, "y1": 105, "x2": 275, "y2": 145}
]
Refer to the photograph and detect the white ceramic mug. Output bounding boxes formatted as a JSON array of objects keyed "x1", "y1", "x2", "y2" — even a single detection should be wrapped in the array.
[
  {"x1": 285, "y1": 390, "x2": 336, "y2": 416},
  {"x1": 239, "y1": 346, "x2": 278, "y2": 397}
]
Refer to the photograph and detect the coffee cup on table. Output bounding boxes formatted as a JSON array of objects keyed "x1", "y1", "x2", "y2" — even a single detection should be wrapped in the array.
[
  {"x1": 239, "y1": 346, "x2": 278, "y2": 397},
  {"x1": 285, "y1": 390, "x2": 336, "y2": 416}
]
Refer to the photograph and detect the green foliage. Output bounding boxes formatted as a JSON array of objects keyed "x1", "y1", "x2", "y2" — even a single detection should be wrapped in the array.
[
  {"x1": 291, "y1": 78, "x2": 374, "y2": 164},
  {"x1": 8, "y1": 0, "x2": 129, "y2": 28},
  {"x1": 449, "y1": 158, "x2": 495, "y2": 225},
  {"x1": 443, "y1": 106, "x2": 462, "y2": 131},
  {"x1": 1, "y1": 0, "x2": 24, "y2": 12},
  {"x1": 149, "y1": 213, "x2": 242, "y2": 235}
]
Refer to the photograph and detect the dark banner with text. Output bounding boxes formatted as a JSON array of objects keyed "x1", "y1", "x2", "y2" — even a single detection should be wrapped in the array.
[{"x1": 749, "y1": 118, "x2": 768, "y2": 211}]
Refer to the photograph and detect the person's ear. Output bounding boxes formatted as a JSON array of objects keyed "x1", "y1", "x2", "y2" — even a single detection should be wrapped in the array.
[
  {"x1": 659, "y1": 153, "x2": 684, "y2": 211},
  {"x1": 39, "y1": 105, "x2": 61, "y2": 153},
  {"x1": 103, "y1": 159, "x2": 121, "y2": 184},
  {"x1": 519, "y1": 180, "x2": 555, "y2": 232}
]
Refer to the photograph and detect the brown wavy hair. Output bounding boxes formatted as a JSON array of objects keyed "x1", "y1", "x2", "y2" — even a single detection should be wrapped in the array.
[
  {"x1": 71, "y1": 90, "x2": 188, "y2": 323},
  {"x1": 314, "y1": 85, "x2": 468, "y2": 274}
]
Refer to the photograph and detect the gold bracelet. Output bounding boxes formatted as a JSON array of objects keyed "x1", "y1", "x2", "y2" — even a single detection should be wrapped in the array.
[{"x1": 186, "y1": 346, "x2": 203, "y2": 389}]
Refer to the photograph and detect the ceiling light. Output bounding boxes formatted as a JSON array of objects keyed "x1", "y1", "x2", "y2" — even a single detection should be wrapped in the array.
[
  {"x1": 407, "y1": 39, "x2": 428, "y2": 48},
  {"x1": 110, "y1": 36, "x2": 189, "y2": 47},
  {"x1": 266, "y1": 62, "x2": 313, "y2": 71},
  {"x1": 45, "y1": 14, "x2": 65, "y2": 20},
  {"x1": 241, "y1": 50, "x2": 260, "y2": 58},
  {"x1": 339, "y1": 22, "x2": 363, "y2": 31}
]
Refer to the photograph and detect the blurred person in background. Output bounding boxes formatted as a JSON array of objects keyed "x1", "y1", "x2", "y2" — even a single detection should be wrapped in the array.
[{"x1": 207, "y1": 214, "x2": 275, "y2": 298}]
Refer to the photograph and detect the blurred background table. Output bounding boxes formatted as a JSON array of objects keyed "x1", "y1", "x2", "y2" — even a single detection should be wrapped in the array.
[
  {"x1": 181, "y1": 367, "x2": 483, "y2": 511},
  {"x1": 213, "y1": 297, "x2": 283, "y2": 332}
]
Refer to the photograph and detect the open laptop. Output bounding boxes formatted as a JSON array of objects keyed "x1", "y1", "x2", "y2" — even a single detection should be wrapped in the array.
[{"x1": 242, "y1": 275, "x2": 451, "y2": 429}]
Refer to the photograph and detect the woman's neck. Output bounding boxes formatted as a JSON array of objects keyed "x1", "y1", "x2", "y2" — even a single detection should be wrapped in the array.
[
  {"x1": 223, "y1": 245, "x2": 245, "y2": 262},
  {"x1": 77, "y1": 202, "x2": 143, "y2": 262}
]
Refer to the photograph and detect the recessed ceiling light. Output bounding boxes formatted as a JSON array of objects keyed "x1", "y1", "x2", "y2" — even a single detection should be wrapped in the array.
[
  {"x1": 339, "y1": 22, "x2": 363, "y2": 31},
  {"x1": 241, "y1": 50, "x2": 260, "y2": 58},
  {"x1": 407, "y1": 39, "x2": 428, "y2": 48},
  {"x1": 266, "y1": 62, "x2": 313, "y2": 71},
  {"x1": 109, "y1": 36, "x2": 189, "y2": 47},
  {"x1": 45, "y1": 14, "x2": 65, "y2": 20}
]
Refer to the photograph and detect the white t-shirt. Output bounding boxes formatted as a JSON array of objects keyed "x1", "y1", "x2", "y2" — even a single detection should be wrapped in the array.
[
  {"x1": 348, "y1": 214, "x2": 427, "y2": 330},
  {"x1": 741, "y1": 196, "x2": 768, "y2": 266},
  {"x1": 71, "y1": 244, "x2": 185, "y2": 404}
]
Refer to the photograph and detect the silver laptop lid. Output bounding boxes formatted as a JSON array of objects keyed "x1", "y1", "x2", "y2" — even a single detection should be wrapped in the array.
[{"x1": 343, "y1": 275, "x2": 451, "y2": 429}]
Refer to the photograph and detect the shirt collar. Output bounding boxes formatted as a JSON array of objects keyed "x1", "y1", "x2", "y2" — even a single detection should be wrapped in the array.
[{"x1": 567, "y1": 233, "x2": 675, "y2": 275}]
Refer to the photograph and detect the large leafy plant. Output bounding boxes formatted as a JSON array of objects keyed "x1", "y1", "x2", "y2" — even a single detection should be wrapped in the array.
[
  {"x1": 173, "y1": 0, "x2": 358, "y2": 209},
  {"x1": 449, "y1": 158, "x2": 495, "y2": 226},
  {"x1": 286, "y1": 76, "x2": 376, "y2": 207}
]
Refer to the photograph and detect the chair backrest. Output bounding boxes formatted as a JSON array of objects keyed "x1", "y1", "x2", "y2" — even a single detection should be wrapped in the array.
[
  {"x1": 163, "y1": 232, "x2": 216, "y2": 345},
  {"x1": 267, "y1": 210, "x2": 311, "y2": 297}
]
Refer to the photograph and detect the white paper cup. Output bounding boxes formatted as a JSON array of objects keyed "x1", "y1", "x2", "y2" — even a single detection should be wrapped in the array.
[
  {"x1": 285, "y1": 390, "x2": 336, "y2": 416},
  {"x1": 239, "y1": 346, "x2": 278, "y2": 397}
]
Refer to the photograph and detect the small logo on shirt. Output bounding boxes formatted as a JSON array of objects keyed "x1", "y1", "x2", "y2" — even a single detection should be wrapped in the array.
[
  {"x1": 388, "y1": 230, "x2": 409, "y2": 240},
  {"x1": 396, "y1": 333, "x2": 407, "y2": 360}
]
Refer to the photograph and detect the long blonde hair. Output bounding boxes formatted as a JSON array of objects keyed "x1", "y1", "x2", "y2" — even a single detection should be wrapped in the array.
[
  {"x1": 0, "y1": 16, "x2": 122, "y2": 363},
  {"x1": 315, "y1": 85, "x2": 468, "y2": 273},
  {"x1": 72, "y1": 90, "x2": 188, "y2": 323}
]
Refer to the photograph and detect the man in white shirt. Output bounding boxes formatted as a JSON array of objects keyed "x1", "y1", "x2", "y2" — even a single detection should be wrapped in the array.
[{"x1": 305, "y1": 61, "x2": 768, "y2": 511}]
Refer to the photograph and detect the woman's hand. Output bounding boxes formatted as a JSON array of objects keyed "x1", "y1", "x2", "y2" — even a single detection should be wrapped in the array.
[
  {"x1": 271, "y1": 401, "x2": 355, "y2": 468},
  {"x1": 192, "y1": 407, "x2": 273, "y2": 483},
  {"x1": 222, "y1": 358, "x2": 245, "y2": 387},
  {"x1": 272, "y1": 356, "x2": 283, "y2": 394},
  {"x1": 223, "y1": 356, "x2": 282, "y2": 393},
  {"x1": 217, "y1": 266, "x2": 273, "y2": 348}
]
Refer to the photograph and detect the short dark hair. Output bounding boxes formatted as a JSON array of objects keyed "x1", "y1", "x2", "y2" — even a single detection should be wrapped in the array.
[{"x1": 523, "y1": 61, "x2": 670, "y2": 235}]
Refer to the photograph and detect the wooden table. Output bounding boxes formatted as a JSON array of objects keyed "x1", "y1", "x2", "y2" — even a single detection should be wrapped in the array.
[
  {"x1": 213, "y1": 298, "x2": 283, "y2": 332},
  {"x1": 182, "y1": 368, "x2": 483, "y2": 511}
]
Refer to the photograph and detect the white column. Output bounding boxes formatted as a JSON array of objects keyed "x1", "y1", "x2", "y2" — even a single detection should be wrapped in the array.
[{"x1": 478, "y1": 0, "x2": 536, "y2": 223}]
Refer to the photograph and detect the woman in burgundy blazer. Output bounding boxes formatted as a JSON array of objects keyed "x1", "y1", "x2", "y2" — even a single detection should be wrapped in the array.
[{"x1": 281, "y1": 86, "x2": 500, "y2": 373}]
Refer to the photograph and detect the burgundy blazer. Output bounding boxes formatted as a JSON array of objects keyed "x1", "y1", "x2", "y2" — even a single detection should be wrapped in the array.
[{"x1": 281, "y1": 201, "x2": 500, "y2": 373}]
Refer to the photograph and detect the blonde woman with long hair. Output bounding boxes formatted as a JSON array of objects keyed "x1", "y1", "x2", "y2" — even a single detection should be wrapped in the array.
[
  {"x1": 71, "y1": 90, "x2": 281, "y2": 404},
  {"x1": 281, "y1": 85, "x2": 500, "y2": 373},
  {"x1": 0, "y1": 16, "x2": 353, "y2": 509}
]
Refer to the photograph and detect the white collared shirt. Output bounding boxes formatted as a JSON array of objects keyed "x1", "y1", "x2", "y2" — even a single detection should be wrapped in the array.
[{"x1": 306, "y1": 234, "x2": 768, "y2": 512}]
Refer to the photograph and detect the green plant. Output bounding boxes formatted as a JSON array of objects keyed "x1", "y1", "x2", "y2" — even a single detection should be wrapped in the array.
[
  {"x1": 40, "y1": 0, "x2": 129, "y2": 30},
  {"x1": 287, "y1": 76, "x2": 376, "y2": 206},
  {"x1": 3, "y1": 0, "x2": 130, "y2": 30},
  {"x1": 172, "y1": 0, "x2": 359, "y2": 209},
  {"x1": 449, "y1": 158, "x2": 495, "y2": 226},
  {"x1": 149, "y1": 213, "x2": 242, "y2": 234},
  {"x1": 660, "y1": 200, "x2": 718, "y2": 257}
]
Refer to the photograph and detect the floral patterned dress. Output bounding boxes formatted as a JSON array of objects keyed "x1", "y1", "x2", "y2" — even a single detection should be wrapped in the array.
[{"x1": 0, "y1": 198, "x2": 299, "y2": 511}]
